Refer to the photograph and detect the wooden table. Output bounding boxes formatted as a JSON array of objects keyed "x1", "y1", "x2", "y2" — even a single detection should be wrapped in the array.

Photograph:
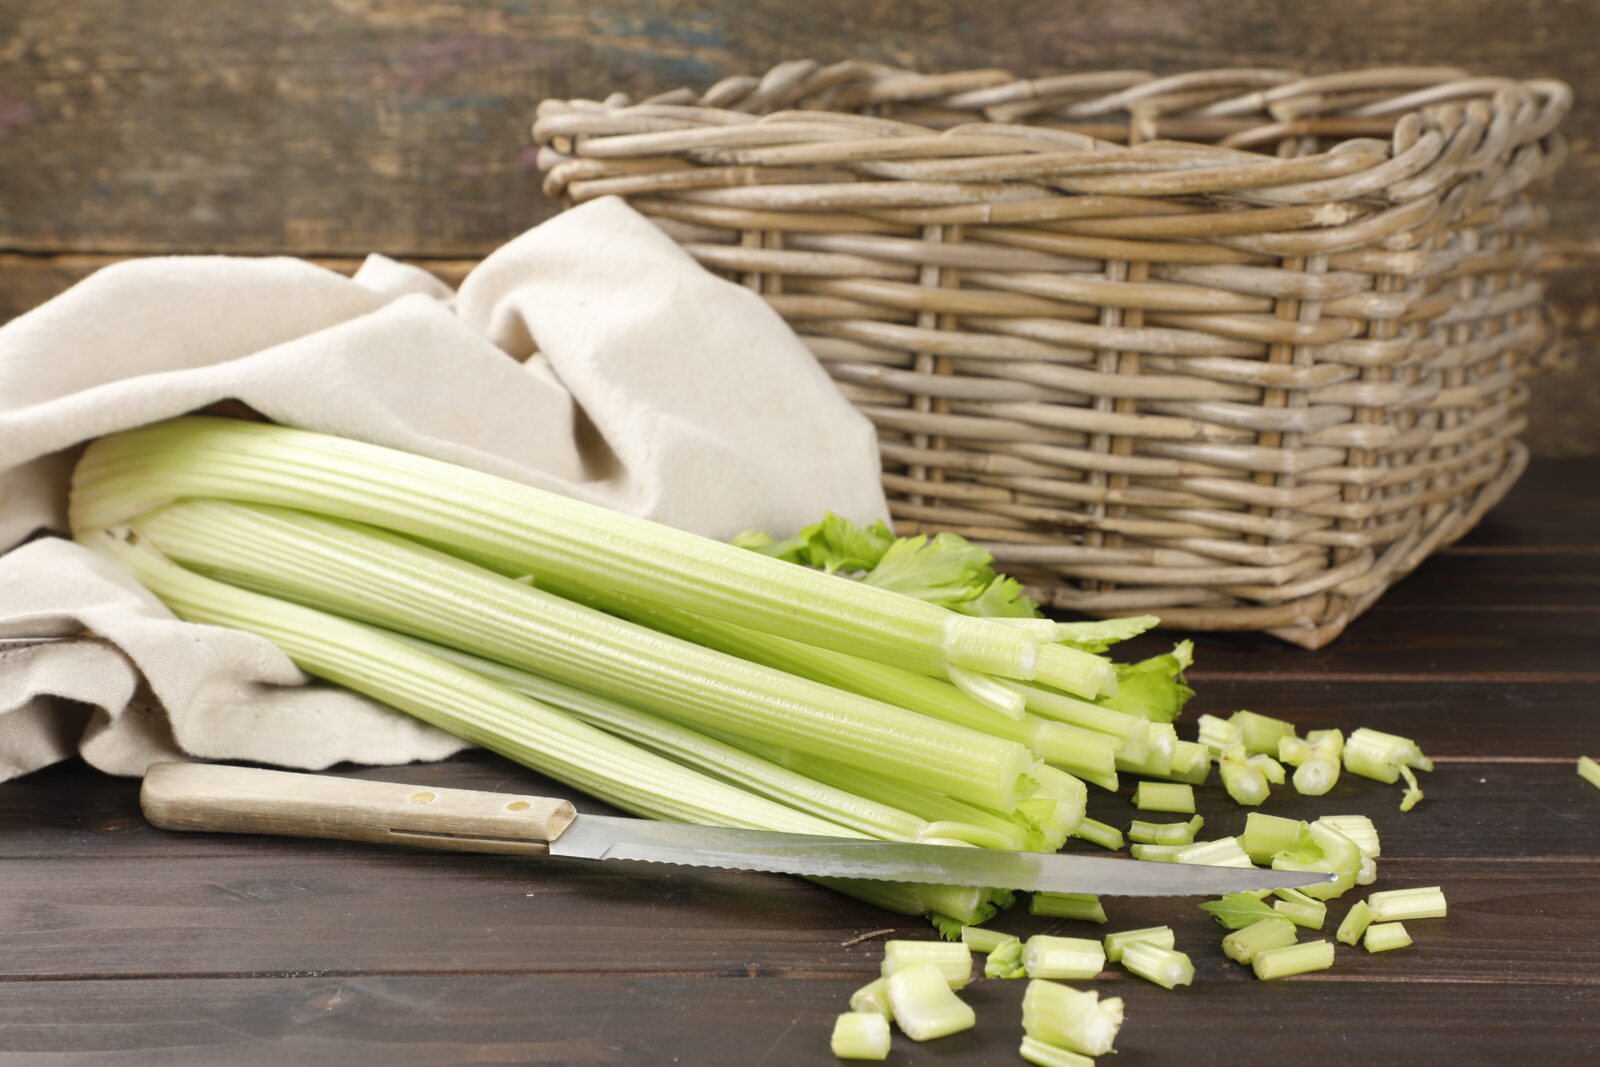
[{"x1": 2, "y1": 459, "x2": 1597, "y2": 1065}]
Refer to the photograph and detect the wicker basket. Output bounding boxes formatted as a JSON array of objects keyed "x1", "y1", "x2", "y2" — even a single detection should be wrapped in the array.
[{"x1": 534, "y1": 62, "x2": 1572, "y2": 648}]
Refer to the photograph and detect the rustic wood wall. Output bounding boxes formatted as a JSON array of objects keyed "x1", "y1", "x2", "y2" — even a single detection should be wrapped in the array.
[{"x1": 1, "y1": 0, "x2": 1595, "y2": 453}]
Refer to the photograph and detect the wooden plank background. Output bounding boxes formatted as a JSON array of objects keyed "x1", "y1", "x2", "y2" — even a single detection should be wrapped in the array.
[{"x1": 1, "y1": 0, "x2": 1596, "y2": 455}]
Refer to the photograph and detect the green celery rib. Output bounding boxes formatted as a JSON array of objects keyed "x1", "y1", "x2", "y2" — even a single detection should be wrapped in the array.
[
  {"x1": 400, "y1": 635, "x2": 932, "y2": 844},
  {"x1": 123, "y1": 499, "x2": 1033, "y2": 813},
  {"x1": 537, "y1": 587, "x2": 1120, "y2": 789},
  {"x1": 84, "y1": 527, "x2": 990, "y2": 925},
  {"x1": 72, "y1": 417, "x2": 1118, "y2": 696}
]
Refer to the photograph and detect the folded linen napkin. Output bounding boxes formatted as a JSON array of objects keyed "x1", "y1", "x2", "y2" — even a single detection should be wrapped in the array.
[{"x1": 0, "y1": 196, "x2": 890, "y2": 783}]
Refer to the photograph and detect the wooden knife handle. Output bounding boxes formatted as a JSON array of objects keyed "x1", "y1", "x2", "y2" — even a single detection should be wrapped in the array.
[{"x1": 140, "y1": 762, "x2": 577, "y2": 856}]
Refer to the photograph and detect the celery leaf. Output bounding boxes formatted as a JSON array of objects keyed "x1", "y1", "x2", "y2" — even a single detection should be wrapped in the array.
[
  {"x1": 1096, "y1": 640, "x2": 1195, "y2": 722},
  {"x1": 1199, "y1": 893, "x2": 1280, "y2": 930}
]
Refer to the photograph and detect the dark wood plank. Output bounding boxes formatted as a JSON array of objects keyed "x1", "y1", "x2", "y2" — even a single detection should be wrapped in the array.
[
  {"x1": 1450, "y1": 457, "x2": 1600, "y2": 548},
  {"x1": 0, "y1": 846, "x2": 1592, "y2": 983},
  {"x1": 3, "y1": 0, "x2": 1596, "y2": 258},
  {"x1": 1, "y1": 975, "x2": 1594, "y2": 1067}
]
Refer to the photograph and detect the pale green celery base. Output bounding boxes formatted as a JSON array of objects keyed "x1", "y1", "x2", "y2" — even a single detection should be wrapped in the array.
[
  {"x1": 126, "y1": 498, "x2": 1030, "y2": 813},
  {"x1": 70, "y1": 417, "x2": 1046, "y2": 681}
]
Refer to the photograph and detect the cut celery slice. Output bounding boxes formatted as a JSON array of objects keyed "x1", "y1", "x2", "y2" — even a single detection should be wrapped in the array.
[
  {"x1": 880, "y1": 940, "x2": 973, "y2": 989},
  {"x1": 1367, "y1": 886, "x2": 1447, "y2": 922},
  {"x1": 1252, "y1": 939, "x2": 1334, "y2": 980},
  {"x1": 1030, "y1": 893, "x2": 1107, "y2": 923},
  {"x1": 886, "y1": 963, "x2": 976, "y2": 1041},
  {"x1": 1022, "y1": 935, "x2": 1106, "y2": 980},
  {"x1": 1104, "y1": 925, "x2": 1174, "y2": 963},
  {"x1": 831, "y1": 1012, "x2": 891, "y2": 1060},
  {"x1": 1121, "y1": 941, "x2": 1194, "y2": 989},
  {"x1": 1021, "y1": 980, "x2": 1124, "y2": 1056},
  {"x1": 1222, "y1": 917, "x2": 1297, "y2": 964},
  {"x1": 1363, "y1": 922, "x2": 1413, "y2": 953}
]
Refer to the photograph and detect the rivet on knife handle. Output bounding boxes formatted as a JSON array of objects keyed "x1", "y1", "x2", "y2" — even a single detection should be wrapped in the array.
[{"x1": 140, "y1": 762, "x2": 576, "y2": 856}]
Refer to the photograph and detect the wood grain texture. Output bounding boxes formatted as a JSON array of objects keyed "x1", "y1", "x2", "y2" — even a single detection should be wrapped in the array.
[{"x1": 0, "y1": 0, "x2": 1596, "y2": 453}]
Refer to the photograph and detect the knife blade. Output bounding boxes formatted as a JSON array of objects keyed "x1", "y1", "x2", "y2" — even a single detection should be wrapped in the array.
[{"x1": 141, "y1": 762, "x2": 1332, "y2": 896}]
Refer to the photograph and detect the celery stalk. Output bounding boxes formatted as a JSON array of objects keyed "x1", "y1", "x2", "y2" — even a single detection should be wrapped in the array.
[
  {"x1": 1221, "y1": 917, "x2": 1297, "y2": 963},
  {"x1": 1072, "y1": 817, "x2": 1125, "y2": 851},
  {"x1": 1020, "y1": 980, "x2": 1124, "y2": 1056},
  {"x1": 881, "y1": 940, "x2": 973, "y2": 989},
  {"x1": 1022, "y1": 935, "x2": 1105, "y2": 980},
  {"x1": 1230, "y1": 710, "x2": 1297, "y2": 755},
  {"x1": 960, "y1": 926, "x2": 1014, "y2": 955},
  {"x1": 1174, "y1": 837, "x2": 1255, "y2": 869},
  {"x1": 1580, "y1": 755, "x2": 1600, "y2": 791},
  {"x1": 1019, "y1": 1036, "x2": 1095, "y2": 1067},
  {"x1": 985, "y1": 937, "x2": 1027, "y2": 979},
  {"x1": 1335, "y1": 900, "x2": 1374, "y2": 946},
  {"x1": 831, "y1": 1012, "x2": 891, "y2": 1060},
  {"x1": 1241, "y1": 813, "x2": 1304, "y2": 864},
  {"x1": 1247, "y1": 753, "x2": 1286, "y2": 785},
  {"x1": 1251, "y1": 939, "x2": 1334, "y2": 980},
  {"x1": 885, "y1": 963, "x2": 976, "y2": 1041},
  {"x1": 1104, "y1": 926, "x2": 1174, "y2": 963},
  {"x1": 84, "y1": 528, "x2": 991, "y2": 924},
  {"x1": 73, "y1": 418, "x2": 1121, "y2": 695},
  {"x1": 1120, "y1": 941, "x2": 1194, "y2": 989},
  {"x1": 1029, "y1": 893, "x2": 1107, "y2": 923},
  {"x1": 1272, "y1": 888, "x2": 1327, "y2": 930},
  {"x1": 1399, "y1": 766, "x2": 1424, "y2": 811},
  {"x1": 1131, "y1": 782, "x2": 1195, "y2": 813},
  {"x1": 123, "y1": 499, "x2": 1033, "y2": 813},
  {"x1": 1167, "y1": 740, "x2": 1213, "y2": 785},
  {"x1": 1363, "y1": 922, "x2": 1412, "y2": 953},
  {"x1": 850, "y1": 977, "x2": 893, "y2": 1019},
  {"x1": 1128, "y1": 815, "x2": 1204, "y2": 846},
  {"x1": 1314, "y1": 815, "x2": 1380, "y2": 858},
  {"x1": 1367, "y1": 886, "x2": 1447, "y2": 922},
  {"x1": 1218, "y1": 744, "x2": 1270, "y2": 805}
]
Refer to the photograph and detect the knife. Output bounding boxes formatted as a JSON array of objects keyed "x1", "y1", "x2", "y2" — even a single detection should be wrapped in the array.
[{"x1": 140, "y1": 762, "x2": 1330, "y2": 896}]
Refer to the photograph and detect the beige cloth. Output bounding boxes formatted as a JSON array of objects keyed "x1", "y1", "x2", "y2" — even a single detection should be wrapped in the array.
[{"x1": 0, "y1": 196, "x2": 890, "y2": 783}]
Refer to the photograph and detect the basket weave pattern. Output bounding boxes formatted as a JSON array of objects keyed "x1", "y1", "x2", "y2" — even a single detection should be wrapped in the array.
[{"x1": 535, "y1": 62, "x2": 1572, "y2": 647}]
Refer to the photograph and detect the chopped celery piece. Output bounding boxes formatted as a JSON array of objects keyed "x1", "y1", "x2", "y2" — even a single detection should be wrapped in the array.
[
  {"x1": 1121, "y1": 941, "x2": 1194, "y2": 989},
  {"x1": 1367, "y1": 886, "x2": 1447, "y2": 922},
  {"x1": 1196, "y1": 713, "x2": 1241, "y2": 756},
  {"x1": 1072, "y1": 817, "x2": 1125, "y2": 851},
  {"x1": 1363, "y1": 922, "x2": 1412, "y2": 953},
  {"x1": 1022, "y1": 935, "x2": 1106, "y2": 980},
  {"x1": 1230, "y1": 710, "x2": 1297, "y2": 755},
  {"x1": 1280, "y1": 729, "x2": 1343, "y2": 796},
  {"x1": 960, "y1": 926, "x2": 1014, "y2": 955},
  {"x1": 1019, "y1": 1035, "x2": 1096, "y2": 1067},
  {"x1": 1247, "y1": 753, "x2": 1286, "y2": 785},
  {"x1": 1218, "y1": 744, "x2": 1270, "y2": 806},
  {"x1": 985, "y1": 937, "x2": 1027, "y2": 979},
  {"x1": 885, "y1": 963, "x2": 976, "y2": 1041},
  {"x1": 1272, "y1": 889, "x2": 1327, "y2": 929},
  {"x1": 1344, "y1": 727, "x2": 1432, "y2": 784},
  {"x1": 849, "y1": 977, "x2": 893, "y2": 1019},
  {"x1": 1336, "y1": 900, "x2": 1374, "y2": 946},
  {"x1": 1131, "y1": 782, "x2": 1195, "y2": 813},
  {"x1": 1580, "y1": 755, "x2": 1600, "y2": 791},
  {"x1": 1356, "y1": 853, "x2": 1379, "y2": 886},
  {"x1": 1130, "y1": 843, "x2": 1187, "y2": 861},
  {"x1": 75, "y1": 419, "x2": 1104, "y2": 692},
  {"x1": 1222, "y1": 916, "x2": 1298, "y2": 964},
  {"x1": 1167, "y1": 740, "x2": 1213, "y2": 785},
  {"x1": 1117, "y1": 722, "x2": 1178, "y2": 778},
  {"x1": 1030, "y1": 893, "x2": 1107, "y2": 923},
  {"x1": 1021, "y1": 980, "x2": 1124, "y2": 1056},
  {"x1": 1270, "y1": 822, "x2": 1360, "y2": 901},
  {"x1": 1104, "y1": 926, "x2": 1174, "y2": 963},
  {"x1": 1314, "y1": 815, "x2": 1380, "y2": 858},
  {"x1": 831, "y1": 1012, "x2": 891, "y2": 1060},
  {"x1": 1242, "y1": 813, "x2": 1305, "y2": 864},
  {"x1": 1399, "y1": 765, "x2": 1423, "y2": 812},
  {"x1": 124, "y1": 499, "x2": 1034, "y2": 814},
  {"x1": 1128, "y1": 815, "x2": 1204, "y2": 846},
  {"x1": 1174, "y1": 837, "x2": 1255, "y2": 869},
  {"x1": 880, "y1": 940, "x2": 973, "y2": 989},
  {"x1": 1200, "y1": 893, "x2": 1279, "y2": 930},
  {"x1": 1252, "y1": 939, "x2": 1334, "y2": 980}
]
